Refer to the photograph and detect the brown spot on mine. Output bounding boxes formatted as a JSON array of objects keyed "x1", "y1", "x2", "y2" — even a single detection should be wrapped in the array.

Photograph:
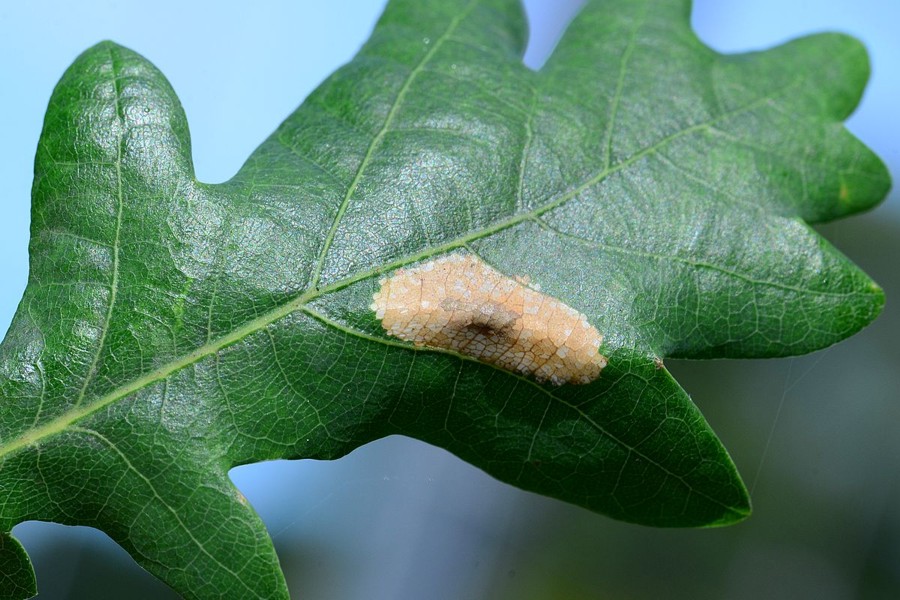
[{"x1": 370, "y1": 254, "x2": 608, "y2": 385}]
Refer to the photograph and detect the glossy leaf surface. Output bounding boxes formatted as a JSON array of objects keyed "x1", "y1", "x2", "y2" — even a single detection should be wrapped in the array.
[{"x1": 0, "y1": 0, "x2": 889, "y2": 597}]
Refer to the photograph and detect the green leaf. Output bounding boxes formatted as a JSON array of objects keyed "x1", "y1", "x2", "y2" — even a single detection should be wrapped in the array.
[
  {"x1": 0, "y1": 534, "x2": 33, "y2": 600},
  {"x1": 0, "y1": 0, "x2": 889, "y2": 597}
]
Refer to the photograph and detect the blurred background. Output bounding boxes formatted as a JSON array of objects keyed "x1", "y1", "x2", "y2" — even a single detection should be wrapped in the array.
[{"x1": 1, "y1": 1, "x2": 897, "y2": 598}]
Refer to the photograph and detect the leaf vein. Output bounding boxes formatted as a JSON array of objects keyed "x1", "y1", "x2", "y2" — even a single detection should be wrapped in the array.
[
  {"x1": 69, "y1": 426, "x2": 265, "y2": 599},
  {"x1": 72, "y1": 46, "x2": 127, "y2": 409},
  {"x1": 601, "y1": 0, "x2": 649, "y2": 171},
  {"x1": 534, "y1": 216, "x2": 865, "y2": 299},
  {"x1": 307, "y1": 1, "x2": 478, "y2": 288}
]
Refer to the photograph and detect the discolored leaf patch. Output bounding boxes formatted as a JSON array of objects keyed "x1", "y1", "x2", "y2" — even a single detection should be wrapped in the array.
[{"x1": 371, "y1": 253, "x2": 608, "y2": 385}]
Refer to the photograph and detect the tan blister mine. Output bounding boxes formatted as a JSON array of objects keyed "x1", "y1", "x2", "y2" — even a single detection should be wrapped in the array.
[{"x1": 370, "y1": 254, "x2": 607, "y2": 385}]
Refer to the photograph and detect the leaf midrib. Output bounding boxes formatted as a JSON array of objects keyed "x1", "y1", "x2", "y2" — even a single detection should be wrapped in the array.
[{"x1": 0, "y1": 78, "x2": 816, "y2": 462}]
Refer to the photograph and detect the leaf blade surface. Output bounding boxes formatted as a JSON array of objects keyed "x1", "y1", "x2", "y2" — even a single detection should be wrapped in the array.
[{"x1": 0, "y1": 0, "x2": 889, "y2": 597}]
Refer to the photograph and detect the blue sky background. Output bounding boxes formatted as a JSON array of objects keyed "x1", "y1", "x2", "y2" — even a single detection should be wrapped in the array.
[{"x1": 1, "y1": 1, "x2": 898, "y2": 598}]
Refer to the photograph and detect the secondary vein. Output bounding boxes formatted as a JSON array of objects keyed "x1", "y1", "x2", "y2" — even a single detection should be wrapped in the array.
[
  {"x1": 72, "y1": 45, "x2": 126, "y2": 409},
  {"x1": 307, "y1": 0, "x2": 477, "y2": 288}
]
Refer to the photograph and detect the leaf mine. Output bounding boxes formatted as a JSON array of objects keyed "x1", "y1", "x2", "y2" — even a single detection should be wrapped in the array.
[{"x1": 370, "y1": 253, "x2": 608, "y2": 385}]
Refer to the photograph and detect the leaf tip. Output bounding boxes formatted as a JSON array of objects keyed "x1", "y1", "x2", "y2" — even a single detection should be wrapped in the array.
[
  {"x1": 867, "y1": 279, "x2": 886, "y2": 318},
  {"x1": 834, "y1": 156, "x2": 893, "y2": 217},
  {"x1": 76, "y1": 39, "x2": 142, "y2": 65},
  {"x1": 696, "y1": 479, "x2": 752, "y2": 528},
  {"x1": 707, "y1": 503, "x2": 752, "y2": 528}
]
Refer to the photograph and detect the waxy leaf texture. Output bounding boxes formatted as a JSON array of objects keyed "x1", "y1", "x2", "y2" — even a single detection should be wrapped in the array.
[{"x1": 0, "y1": 0, "x2": 889, "y2": 597}]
